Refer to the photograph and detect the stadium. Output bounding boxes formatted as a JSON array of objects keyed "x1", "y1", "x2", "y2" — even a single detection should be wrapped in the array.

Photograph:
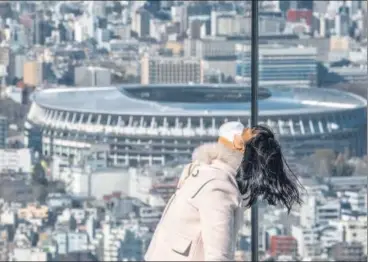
[{"x1": 25, "y1": 84, "x2": 367, "y2": 166}]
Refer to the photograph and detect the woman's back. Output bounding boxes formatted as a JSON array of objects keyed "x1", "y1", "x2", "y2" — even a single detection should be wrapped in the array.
[{"x1": 145, "y1": 143, "x2": 245, "y2": 261}]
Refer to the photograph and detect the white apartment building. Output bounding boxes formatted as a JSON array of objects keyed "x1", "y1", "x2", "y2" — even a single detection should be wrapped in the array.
[
  {"x1": 339, "y1": 219, "x2": 368, "y2": 255},
  {"x1": 74, "y1": 18, "x2": 88, "y2": 43},
  {"x1": 299, "y1": 195, "x2": 317, "y2": 227},
  {"x1": 292, "y1": 225, "x2": 319, "y2": 258},
  {"x1": 74, "y1": 66, "x2": 111, "y2": 87},
  {"x1": 316, "y1": 200, "x2": 342, "y2": 224},
  {"x1": 292, "y1": 223, "x2": 344, "y2": 258},
  {"x1": 140, "y1": 54, "x2": 204, "y2": 85},
  {"x1": 52, "y1": 231, "x2": 89, "y2": 255},
  {"x1": 99, "y1": 217, "x2": 151, "y2": 261},
  {"x1": 210, "y1": 9, "x2": 236, "y2": 36},
  {"x1": 11, "y1": 248, "x2": 49, "y2": 262},
  {"x1": 0, "y1": 148, "x2": 32, "y2": 173},
  {"x1": 128, "y1": 167, "x2": 157, "y2": 205},
  {"x1": 53, "y1": 165, "x2": 130, "y2": 199},
  {"x1": 184, "y1": 37, "x2": 237, "y2": 58},
  {"x1": 339, "y1": 189, "x2": 368, "y2": 212}
]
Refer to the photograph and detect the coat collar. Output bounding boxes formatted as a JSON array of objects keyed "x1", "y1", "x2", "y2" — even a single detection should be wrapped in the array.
[{"x1": 192, "y1": 142, "x2": 243, "y2": 175}]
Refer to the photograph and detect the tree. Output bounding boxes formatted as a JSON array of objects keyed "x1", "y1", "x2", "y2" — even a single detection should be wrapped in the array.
[
  {"x1": 310, "y1": 149, "x2": 336, "y2": 177},
  {"x1": 208, "y1": 75, "x2": 219, "y2": 83},
  {"x1": 331, "y1": 153, "x2": 355, "y2": 177},
  {"x1": 69, "y1": 215, "x2": 77, "y2": 231},
  {"x1": 32, "y1": 183, "x2": 48, "y2": 204},
  {"x1": 224, "y1": 75, "x2": 235, "y2": 83},
  {"x1": 309, "y1": 149, "x2": 356, "y2": 177},
  {"x1": 32, "y1": 162, "x2": 47, "y2": 185}
]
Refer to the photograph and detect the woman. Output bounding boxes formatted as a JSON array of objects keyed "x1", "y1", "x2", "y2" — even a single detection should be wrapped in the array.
[{"x1": 145, "y1": 121, "x2": 303, "y2": 261}]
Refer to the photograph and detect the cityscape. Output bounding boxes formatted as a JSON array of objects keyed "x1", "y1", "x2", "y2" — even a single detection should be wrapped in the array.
[{"x1": 0, "y1": 0, "x2": 367, "y2": 261}]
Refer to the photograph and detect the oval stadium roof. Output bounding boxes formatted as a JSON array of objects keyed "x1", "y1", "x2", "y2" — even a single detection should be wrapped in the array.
[{"x1": 32, "y1": 84, "x2": 367, "y2": 116}]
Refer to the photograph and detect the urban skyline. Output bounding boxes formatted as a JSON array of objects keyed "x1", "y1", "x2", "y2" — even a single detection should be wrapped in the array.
[{"x1": 0, "y1": 1, "x2": 366, "y2": 261}]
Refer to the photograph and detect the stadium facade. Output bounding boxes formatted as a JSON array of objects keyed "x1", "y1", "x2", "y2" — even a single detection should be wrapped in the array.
[{"x1": 25, "y1": 85, "x2": 367, "y2": 166}]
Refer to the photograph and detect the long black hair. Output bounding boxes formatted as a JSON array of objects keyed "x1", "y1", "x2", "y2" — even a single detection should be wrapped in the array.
[{"x1": 235, "y1": 125, "x2": 303, "y2": 213}]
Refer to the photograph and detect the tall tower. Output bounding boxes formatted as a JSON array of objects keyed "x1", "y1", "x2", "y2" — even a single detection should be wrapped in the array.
[
  {"x1": 86, "y1": 1, "x2": 95, "y2": 39},
  {"x1": 363, "y1": 0, "x2": 368, "y2": 39}
]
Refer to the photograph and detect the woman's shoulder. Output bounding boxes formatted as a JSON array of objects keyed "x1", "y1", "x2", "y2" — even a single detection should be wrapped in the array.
[{"x1": 183, "y1": 163, "x2": 240, "y2": 204}]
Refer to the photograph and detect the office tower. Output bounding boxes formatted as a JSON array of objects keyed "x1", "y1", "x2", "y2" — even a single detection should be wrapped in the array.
[
  {"x1": 236, "y1": 44, "x2": 317, "y2": 87},
  {"x1": 0, "y1": 116, "x2": 8, "y2": 148},
  {"x1": 140, "y1": 54, "x2": 204, "y2": 84}
]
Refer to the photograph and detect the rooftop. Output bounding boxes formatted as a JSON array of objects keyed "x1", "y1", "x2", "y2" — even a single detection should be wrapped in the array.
[{"x1": 32, "y1": 84, "x2": 367, "y2": 116}]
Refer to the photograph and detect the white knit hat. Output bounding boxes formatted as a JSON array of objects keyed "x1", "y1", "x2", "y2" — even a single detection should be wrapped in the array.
[{"x1": 218, "y1": 121, "x2": 245, "y2": 143}]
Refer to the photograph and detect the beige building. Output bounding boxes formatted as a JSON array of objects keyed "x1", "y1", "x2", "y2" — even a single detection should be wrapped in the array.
[
  {"x1": 18, "y1": 203, "x2": 49, "y2": 220},
  {"x1": 23, "y1": 61, "x2": 43, "y2": 87},
  {"x1": 341, "y1": 218, "x2": 368, "y2": 255},
  {"x1": 140, "y1": 54, "x2": 204, "y2": 85},
  {"x1": 165, "y1": 41, "x2": 183, "y2": 56},
  {"x1": 329, "y1": 36, "x2": 350, "y2": 51}
]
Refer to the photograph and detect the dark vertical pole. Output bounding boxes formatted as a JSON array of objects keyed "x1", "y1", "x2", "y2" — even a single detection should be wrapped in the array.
[{"x1": 251, "y1": 0, "x2": 259, "y2": 261}]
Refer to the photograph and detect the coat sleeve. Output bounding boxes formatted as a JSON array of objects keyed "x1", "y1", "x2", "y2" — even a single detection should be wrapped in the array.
[{"x1": 194, "y1": 179, "x2": 238, "y2": 261}]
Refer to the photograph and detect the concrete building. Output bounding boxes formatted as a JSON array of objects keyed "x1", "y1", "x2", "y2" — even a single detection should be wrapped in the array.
[
  {"x1": 26, "y1": 85, "x2": 367, "y2": 167},
  {"x1": 236, "y1": 44, "x2": 318, "y2": 87},
  {"x1": 329, "y1": 242, "x2": 365, "y2": 261},
  {"x1": 0, "y1": 47, "x2": 9, "y2": 69},
  {"x1": 316, "y1": 200, "x2": 342, "y2": 224},
  {"x1": 184, "y1": 37, "x2": 237, "y2": 58},
  {"x1": 132, "y1": 9, "x2": 151, "y2": 38},
  {"x1": 99, "y1": 218, "x2": 151, "y2": 261},
  {"x1": 362, "y1": 1, "x2": 368, "y2": 39},
  {"x1": 270, "y1": 235, "x2": 298, "y2": 258},
  {"x1": 11, "y1": 248, "x2": 49, "y2": 261},
  {"x1": 292, "y1": 222, "x2": 346, "y2": 258},
  {"x1": 17, "y1": 203, "x2": 48, "y2": 220},
  {"x1": 0, "y1": 148, "x2": 32, "y2": 173},
  {"x1": 53, "y1": 231, "x2": 89, "y2": 255},
  {"x1": 292, "y1": 225, "x2": 320, "y2": 258},
  {"x1": 340, "y1": 219, "x2": 368, "y2": 255},
  {"x1": 340, "y1": 189, "x2": 368, "y2": 212},
  {"x1": 140, "y1": 54, "x2": 204, "y2": 84},
  {"x1": 4, "y1": 52, "x2": 26, "y2": 85},
  {"x1": 23, "y1": 61, "x2": 43, "y2": 87},
  {"x1": 211, "y1": 8, "x2": 236, "y2": 36},
  {"x1": 53, "y1": 163, "x2": 130, "y2": 199},
  {"x1": 184, "y1": 37, "x2": 242, "y2": 77},
  {"x1": 328, "y1": 176, "x2": 367, "y2": 192},
  {"x1": 0, "y1": 116, "x2": 7, "y2": 149},
  {"x1": 14, "y1": 54, "x2": 26, "y2": 80},
  {"x1": 74, "y1": 66, "x2": 111, "y2": 87},
  {"x1": 328, "y1": 65, "x2": 368, "y2": 83}
]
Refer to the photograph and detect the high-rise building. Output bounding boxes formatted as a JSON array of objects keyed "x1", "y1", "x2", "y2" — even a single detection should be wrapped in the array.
[
  {"x1": 335, "y1": 4, "x2": 350, "y2": 37},
  {"x1": 362, "y1": 0, "x2": 368, "y2": 39},
  {"x1": 23, "y1": 61, "x2": 43, "y2": 87},
  {"x1": 132, "y1": 9, "x2": 151, "y2": 38},
  {"x1": 236, "y1": 44, "x2": 317, "y2": 87},
  {"x1": 140, "y1": 54, "x2": 204, "y2": 84},
  {"x1": 74, "y1": 66, "x2": 111, "y2": 87},
  {"x1": 0, "y1": 116, "x2": 8, "y2": 149},
  {"x1": 7, "y1": 52, "x2": 26, "y2": 84}
]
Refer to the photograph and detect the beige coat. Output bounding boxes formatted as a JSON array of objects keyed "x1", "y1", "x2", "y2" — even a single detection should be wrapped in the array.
[{"x1": 145, "y1": 143, "x2": 245, "y2": 261}]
